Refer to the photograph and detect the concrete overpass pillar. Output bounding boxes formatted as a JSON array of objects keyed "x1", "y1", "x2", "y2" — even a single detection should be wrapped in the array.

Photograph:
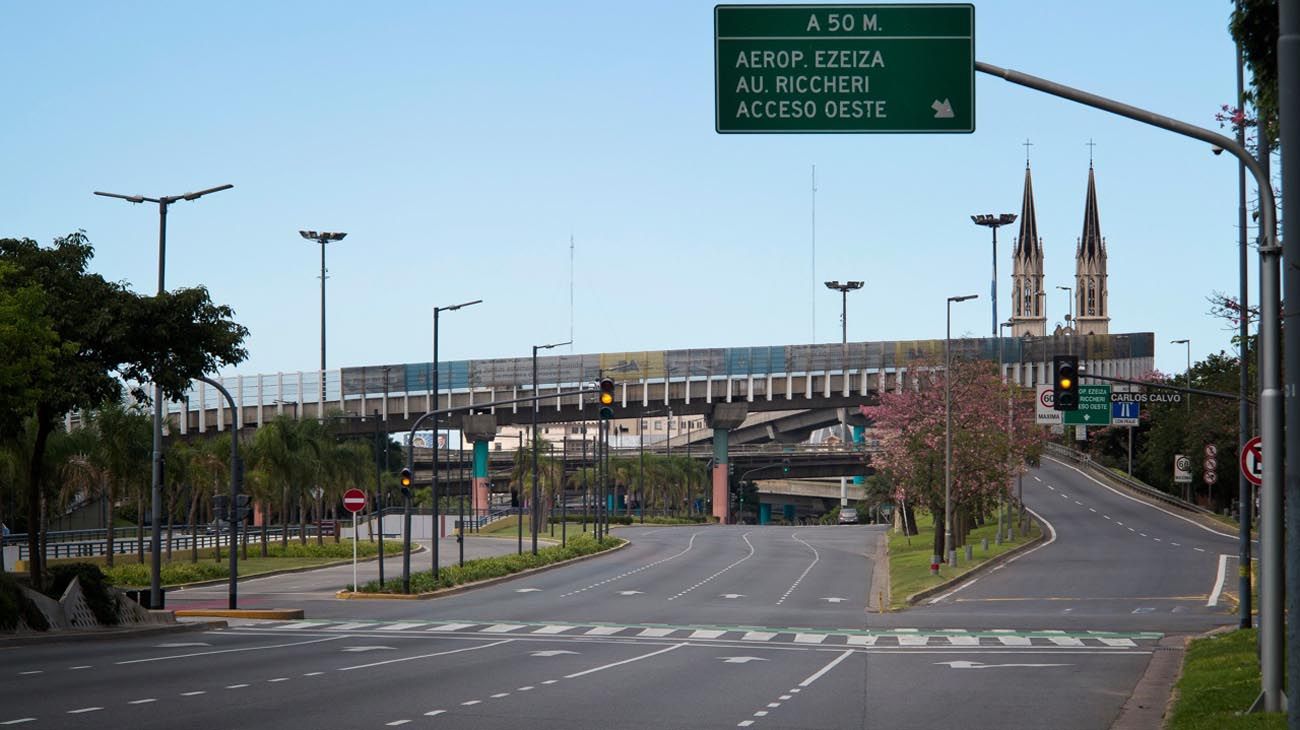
[
  {"x1": 707, "y1": 403, "x2": 748, "y2": 524},
  {"x1": 460, "y1": 414, "x2": 497, "y2": 524}
]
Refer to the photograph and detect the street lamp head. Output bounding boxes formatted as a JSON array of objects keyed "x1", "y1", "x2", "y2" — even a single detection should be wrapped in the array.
[
  {"x1": 441, "y1": 299, "x2": 484, "y2": 312},
  {"x1": 300, "y1": 230, "x2": 348, "y2": 242},
  {"x1": 535, "y1": 340, "x2": 573, "y2": 352},
  {"x1": 1056, "y1": 285, "x2": 1071, "y2": 291},
  {"x1": 179, "y1": 184, "x2": 234, "y2": 202},
  {"x1": 948, "y1": 294, "x2": 979, "y2": 303},
  {"x1": 824, "y1": 280, "x2": 840, "y2": 290},
  {"x1": 1171, "y1": 339, "x2": 1190, "y2": 344},
  {"x1": 845, "y1": 280, "x2": 864, "y2": 290},
  {"x1": 971, "y1": 213, "x2": 1018, "y2": 227},
  {"x1": 824, "y1": 280, "x2": 865, "y2": 293}
]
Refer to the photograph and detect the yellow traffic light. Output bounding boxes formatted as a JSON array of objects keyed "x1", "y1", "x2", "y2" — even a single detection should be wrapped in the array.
[{"x1": 400, "y1": 468, "x2": 413, "y2": 488}]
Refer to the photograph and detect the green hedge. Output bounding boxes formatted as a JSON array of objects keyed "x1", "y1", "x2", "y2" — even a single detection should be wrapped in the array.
[
  {"x1": 0, "y1": 572, "x2": 49, "y2": 632},
  {"x1": 560, "y1": 514, "x2": 708, "y2": 526},
  {"x1": 105, "y1": 540, "x2": 405, "y2": 587},
  {"x1": 46, "y1": 563, "x2": 119, "y2": 626},
  {"x1": 356, "y1": 533, "x2": 623, "y2": 593}
]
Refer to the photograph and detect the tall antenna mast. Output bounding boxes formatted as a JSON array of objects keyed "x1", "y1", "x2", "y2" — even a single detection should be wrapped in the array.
[
  {"x1": 811, "y1": 164, "x2": 817, "y2": 344},
  {"x1": 569, "y1": 234, "x2": 575, "y2": 353}
]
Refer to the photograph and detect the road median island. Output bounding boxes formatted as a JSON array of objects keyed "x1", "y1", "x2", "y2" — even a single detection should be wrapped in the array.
[
  {"x1": 1161, "y1": 627, "x2": 1283, "y2": 730},
  {"x1": 339, "y1": 533, "x2": 626, "y2": 600},
  {"x1": 888, "y1": 509, "x2": 1043, "y2": 610}
]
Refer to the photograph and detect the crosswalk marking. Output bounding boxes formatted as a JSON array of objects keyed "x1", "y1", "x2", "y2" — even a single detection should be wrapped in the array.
[{"x1": 241, "y1": 620, "x2": 1160, "y2": 649}]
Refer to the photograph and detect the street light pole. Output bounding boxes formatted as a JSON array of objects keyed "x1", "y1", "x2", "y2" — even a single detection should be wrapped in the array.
[
  {"x1": 431, "y1": 299, "x2": 482, "y2": 579},
  {"x1": 945, "y1": 294, "x2": 978, "y2": 568},
  {"x1": 825, "y1": 280, "x2": 864, "y2": 508},
  {"x1": 1171, "y1": 339, "x2": 1191, "y2": 417},
  {"x1": 299, "y1": 230, "x2": 347, "y2": 404},
  {"x1": 531, "y1": 340, "x2": 571, "y2": 555},
  {"x1": 1056, "y1": 285, "x2": 1073, "y2": 330},
  {"x1": 971, "y1": 214, "x2": 1018, "y2": 335},
  {"x1": 95, "y1": 183, "x2": 233, "y2": 608}
]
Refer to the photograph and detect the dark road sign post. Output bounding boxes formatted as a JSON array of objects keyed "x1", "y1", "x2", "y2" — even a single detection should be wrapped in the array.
[{"x1": 714, "y1": 4, "x2": 975, "y2": 133}]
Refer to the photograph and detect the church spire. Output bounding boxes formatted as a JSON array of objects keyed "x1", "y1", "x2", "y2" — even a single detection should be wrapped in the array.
[
  {"x1": 1010, "y1": 160, "x2": 1046, "y2": 337},
  {"x1": 1074, "y1": 161, "x2": 1110, "y2": 334}
]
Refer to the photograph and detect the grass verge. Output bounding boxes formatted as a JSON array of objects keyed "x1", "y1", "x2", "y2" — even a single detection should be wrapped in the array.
[
  {"x1": 98, "y1": 540, "x2": 405, "y2": 587},
  {"x1": 888, "y1": 509, "x2": 1040, "y2": 610},
  {"x1": 354, "y1": 533, "x2": 622, "y2": 593},
  {"x1": 1167, "y1": 628, "x2": 1283, "y2": 729}
]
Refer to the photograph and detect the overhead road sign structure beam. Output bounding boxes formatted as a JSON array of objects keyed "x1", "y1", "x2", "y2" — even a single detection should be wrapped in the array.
[{"x1": 714, "y1": 4, "x2": 975, "y2": 133}]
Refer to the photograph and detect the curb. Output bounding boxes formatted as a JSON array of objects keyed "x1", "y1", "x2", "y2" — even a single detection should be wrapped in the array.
[
  {"x1": 866, "y1": 530, "x2": 890, "y2": 613},
  {"x1": 335, "y1": 539, "x2": 630, "y2": 600},
  {"x1": 0, "y1": 619, "x2": 227, "y2": 647},
  {"x1": 174, "y1": 608, "x2": 305, "y2": 620},
  {"x1": 1109, "y1": 633, "x2": 1193, "y2": 730},
  {"x1": 903, "y1": 528, "x2": 1047, "y2": 607}
]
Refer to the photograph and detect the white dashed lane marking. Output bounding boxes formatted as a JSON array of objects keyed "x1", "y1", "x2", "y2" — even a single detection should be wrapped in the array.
[
  {"x1": 561, "y1": 532, "x2": 702, "y2": 597},
  {"x1": 668, "y1": 533, "x2": 755, "y2": 601}
]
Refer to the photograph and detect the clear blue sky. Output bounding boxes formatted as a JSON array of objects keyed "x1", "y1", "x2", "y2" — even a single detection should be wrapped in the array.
[{"x1": 0, "y1": 1, "x2": 1257, "y2": 379}]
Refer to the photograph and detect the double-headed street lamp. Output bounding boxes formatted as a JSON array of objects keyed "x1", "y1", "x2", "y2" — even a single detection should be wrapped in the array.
[
  {"x1": 299, "y1": 230, "x2": 348, "y2": 403},
  {"x1": 945, "y1": 293, "x2": 979, "y2": 569},
  {"x1": 971, "y1": 214, "x2": 1017, "y2": 335},
  {"x1": 431, "y1": 299, "x2": 482, "y2": 578},
  {"x1": 94, "y1": 183, "x2": 233, "y2": 609},
  {"x1": 532, "y1": 340, "x2": 571, "y2": 554},
  {"x1": 1056, "y1": 285, "x2": 1073, "y2": 328}
]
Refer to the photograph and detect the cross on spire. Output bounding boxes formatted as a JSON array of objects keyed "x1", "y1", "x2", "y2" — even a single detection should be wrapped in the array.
[
  {"x1": 1086, "y1": 138, "x2": 1097, "y2": 166},
  {"x1": 1023, "y1": 137, "x2": 1033, "y2": 165}
]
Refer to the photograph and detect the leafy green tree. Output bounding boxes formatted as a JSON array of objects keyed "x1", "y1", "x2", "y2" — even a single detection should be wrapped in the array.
[
  {"x1": 1230, "y1": 0, "x2": 1279, "y2": 140},
  {"x1": 0, "y1": 232, "x2": 247, "y2": 587}
]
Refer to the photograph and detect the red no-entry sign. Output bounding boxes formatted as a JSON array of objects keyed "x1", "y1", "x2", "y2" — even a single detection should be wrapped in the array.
[
  {"x1": 343, "y1": 488, "x2": 367, "y2": 513},
  {"x1": 1241, "y1": 437, "x2": 1263, "y2": 487}
]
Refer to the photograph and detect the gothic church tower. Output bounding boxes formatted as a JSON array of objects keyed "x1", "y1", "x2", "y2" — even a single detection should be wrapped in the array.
[
  {"x1": 1010, "y1": 162, "x2": 1046, "y2": 337},
  {"x1": 1073, "y1": 163, "x2": 1110, "y2": 335}
]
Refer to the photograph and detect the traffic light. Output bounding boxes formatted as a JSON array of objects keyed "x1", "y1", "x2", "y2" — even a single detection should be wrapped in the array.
[
  {"x1": 213, "y1": 494, "x2": 230, "y2": 521},
  {"x1": 599, "y1": 377, "x2": 615, "y2": 419},
  {"x1": 782, "y1": 458, "x2": 790, "y2": 474},
  {"x1": 1053, "y1": 355, "x2": 1079, "y2": 411},
  {"x1": 400, "y1": 468, "x2": 413, "y2": 488},
  {"x1": 233, "y1": 494, "x2": 252, "y2": 522}
]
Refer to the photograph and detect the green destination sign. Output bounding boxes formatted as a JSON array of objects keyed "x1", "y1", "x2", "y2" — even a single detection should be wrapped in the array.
[
  {"x1": 714, "y1": 4, "x2": 975, "y2": 133},
  {"x1": 1064, "y1": 385, "x2": 1112, "y2": 426}
]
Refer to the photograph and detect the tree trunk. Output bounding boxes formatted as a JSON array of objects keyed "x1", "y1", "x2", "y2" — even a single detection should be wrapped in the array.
[
  {"x1": 188, "y1": 491, "x2": 200, "y2": 563},
  {"x1": 24, "y1": 413, "x2": 54, "y2": 590},
  {"x1": 332, "y1": 505, "x2": 340, "y2": 544},
  {"x1": 165, "y1": 487, "x2": 175, "y2": 562},
  {"x1": 136, "y1": 499, "x2": 145, "y2": 563},
  {"x1": 931, "y1": 508, "x2": 945, "y2": 560},
  {"x1": 315, "y1": 497, "x2": 323, "y2": 547},
  {"x1": 281, "y1": 487, "x2": 289, "y2": 549},
  {"x1": 299, "y1": 494, "x2": 308, "y2": 545},
  {"x1": 259, "y1": 502, "x2": 269, "y2": 557},
  {"x1": 105, "y1": 475, "x2": 116, "y2": 568}
]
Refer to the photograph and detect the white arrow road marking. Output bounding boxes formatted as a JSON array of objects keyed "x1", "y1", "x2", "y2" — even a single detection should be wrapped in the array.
[
  {"x1": 616, "y1": 590, "x2": 644, "y2": 595},
  {"x1": 530, "y1": 650, "x2": 579, "y2": 657},
  {"x1": 154, "y1": 642, "x2": 211, "y2": 648},
  {"x1": 719, "y1": 594, "x2": 746, "y2": 599},
  {"x1": 515, "y1": 588, "x2": 542, "y2": 593},
  {"x1": 719, "y1": 656, "x2": 768, "y2": 664},
  {"x1": 936, "y1": 661, "x2": 1073, "y2": 670},
  {"x1": 341, "y1": 646, "x2": 395, "y2": 653},
  {"x1": 820, "y1": 597, "x2": 847, "y2": 603}
]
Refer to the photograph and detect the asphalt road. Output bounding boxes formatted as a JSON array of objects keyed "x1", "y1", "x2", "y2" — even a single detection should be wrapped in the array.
[{"x1": 0, "y1": 457, "x2": 1237, "y2": 729}]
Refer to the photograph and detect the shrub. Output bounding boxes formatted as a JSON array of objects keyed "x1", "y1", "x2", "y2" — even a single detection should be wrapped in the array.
[
  {"x1": 46, "y1": 563, "x2": 119, "y2": 626},
  {"x1": 0, "y1": 572, "x2": 49, "y2": 632}
]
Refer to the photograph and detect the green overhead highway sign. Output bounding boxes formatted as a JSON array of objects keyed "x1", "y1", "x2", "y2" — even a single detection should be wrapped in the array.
[
  {"x1": 714, "y1": 4, "x2": 975, "y2": 133},
  {"x1": 1064, "y1": 385, "x2": 1111, "y2": 426}
]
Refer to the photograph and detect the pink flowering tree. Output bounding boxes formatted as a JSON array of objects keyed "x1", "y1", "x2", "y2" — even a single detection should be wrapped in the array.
[{"x1": 863, "y1": 356, "x2": 1044, "y2": 558}]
